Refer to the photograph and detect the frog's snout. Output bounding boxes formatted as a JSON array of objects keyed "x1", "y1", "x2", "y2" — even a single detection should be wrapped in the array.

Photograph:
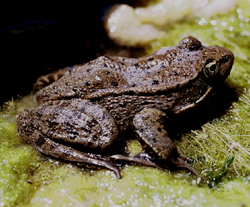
[{"x1": 219, "y1": 48, "x2": 234, "y2": 79}]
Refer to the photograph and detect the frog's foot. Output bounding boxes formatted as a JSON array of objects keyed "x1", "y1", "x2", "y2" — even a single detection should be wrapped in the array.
[
  {"x1": 110, "y1": 153, "x2": 162, "y2": 169},
  {"x1": 32, "y1": 134, "x2": 122, "y2": 179},
  {"x1": 168, "y1": 155, "x2": 198, "y2": 177}
]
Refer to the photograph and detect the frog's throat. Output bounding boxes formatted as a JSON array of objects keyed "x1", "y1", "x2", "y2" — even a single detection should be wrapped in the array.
[{"x1": 174, "y1": 86, "x2": 212, "y2": 114}]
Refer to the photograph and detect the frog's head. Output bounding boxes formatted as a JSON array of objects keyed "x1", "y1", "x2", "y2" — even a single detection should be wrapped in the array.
[
  {"x1": 170, "y1": 37, "x2": 234, "y2": 114},
  {"x1": 201, "y1": 46, "x2": 234, "y2": 82},
  {"x1": 178, "y1": 36, "x2": 234, "y2": 82}
]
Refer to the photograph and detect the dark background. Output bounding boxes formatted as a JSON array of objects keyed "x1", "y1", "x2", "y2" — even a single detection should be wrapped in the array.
[{"x1": 0, "y1": 1, "x2": 137, "y2": 104}]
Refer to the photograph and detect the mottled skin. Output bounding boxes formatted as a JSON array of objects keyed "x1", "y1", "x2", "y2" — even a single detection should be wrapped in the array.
[{"x1": 17, "y1": 37, "x2": 234, "y2": 178}]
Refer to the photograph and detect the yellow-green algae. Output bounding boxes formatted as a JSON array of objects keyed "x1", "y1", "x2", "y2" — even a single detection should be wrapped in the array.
[{"x1": 1, "y1": 0, "x2": 250, "y2": 206}]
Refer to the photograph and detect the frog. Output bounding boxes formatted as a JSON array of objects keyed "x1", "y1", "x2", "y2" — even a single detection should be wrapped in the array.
[{"x1": 16, "y1": 36, "x2": 234, "y2": 179}]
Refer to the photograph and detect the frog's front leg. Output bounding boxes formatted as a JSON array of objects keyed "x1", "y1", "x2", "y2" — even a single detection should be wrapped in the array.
[
  {"x1": 17, "y1": 99, "x2": 121, "y2": 178},
  {"x1": 133, "y1": 108, "x2": 197, "y2": 176}
]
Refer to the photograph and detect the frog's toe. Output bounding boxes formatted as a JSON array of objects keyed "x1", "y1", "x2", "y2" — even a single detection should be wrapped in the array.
[
  {"x1": 109, "y1": 165, "x2": 122, "y2": 179},
  {"x1": 169, "y1": 156, "x2": 198, "y2": 177},
  {"x1": 110, "y1": 154, "x2": 162, "y2": 170}
]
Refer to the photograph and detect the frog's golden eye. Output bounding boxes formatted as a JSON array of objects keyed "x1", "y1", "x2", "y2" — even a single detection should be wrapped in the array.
[{"x1": 203, "y1": 59, "x2": 218, "y2": 78}]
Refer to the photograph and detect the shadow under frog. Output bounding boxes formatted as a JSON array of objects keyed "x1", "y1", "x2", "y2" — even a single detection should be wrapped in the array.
[{"x1": 16, "y1": 37, "x2": 234, "y2": 179}]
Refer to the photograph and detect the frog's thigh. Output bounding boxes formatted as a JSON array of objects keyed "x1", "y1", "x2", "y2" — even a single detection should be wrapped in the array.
[
  {"x1": 31, "y1": 131, "x2": 121, "y2": 178},
  {"x1": 133, "y1": 108, "x2": 175, "y2": 159},
  {"x1": 38, "y1": 99, "x2": 118, "y2": 149}
]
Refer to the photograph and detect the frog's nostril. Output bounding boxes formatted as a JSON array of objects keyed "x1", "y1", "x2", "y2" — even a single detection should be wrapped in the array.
[{"x1": 222, "y1": 55, "x2": 229, "y2": 63}]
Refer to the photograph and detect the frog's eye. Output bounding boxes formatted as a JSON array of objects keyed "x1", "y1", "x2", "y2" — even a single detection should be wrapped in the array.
[{"x1": 203, "y1": 59, "x2": 218, "y2": 78}]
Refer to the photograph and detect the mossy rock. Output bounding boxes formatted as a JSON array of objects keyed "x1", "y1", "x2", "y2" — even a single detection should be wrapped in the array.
[{"x1": 1, "y1": 0, "x2": 250, "y2": 206}]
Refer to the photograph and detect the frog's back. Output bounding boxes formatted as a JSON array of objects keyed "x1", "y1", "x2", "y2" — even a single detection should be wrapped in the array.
[{"x1": 36, "y1": 37, "x2": 232, "y2": 103}]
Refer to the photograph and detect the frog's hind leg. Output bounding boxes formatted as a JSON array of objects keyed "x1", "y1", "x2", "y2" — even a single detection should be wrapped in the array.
[
  {"x1": 133, "y1": 108, "x2": 198, "y2": 176},
  {"x1": 35, "y1": 68, "x2": 70, "y2": 88},
  {"x1": 31, "y1": 132, "x2": 122, "y2": 179},
  {"x1": 17, "y1": 99, "x2": 122, "y2": 178}
]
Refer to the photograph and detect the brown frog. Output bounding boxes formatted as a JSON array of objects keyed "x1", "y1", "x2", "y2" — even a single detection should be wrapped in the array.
[{"x1": 16, "y1": 37, "x2": 234, "y2": 179}]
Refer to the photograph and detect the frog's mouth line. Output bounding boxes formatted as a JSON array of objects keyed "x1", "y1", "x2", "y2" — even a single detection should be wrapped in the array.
[
  {"x1": 195, "y1": 86, "x2": 213, "y2": 104},
  {"x1": 174, "y1": 86, "x2": 212, "y2": 114}
]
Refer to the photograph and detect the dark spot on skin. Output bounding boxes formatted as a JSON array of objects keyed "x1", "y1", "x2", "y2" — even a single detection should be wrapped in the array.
[
  {"x1": 37, "y1": 108, "x2": 45, "y2": 117},
  {"x1": 70, "y1": 131, "x2": 78, "y2": 139},
  {"x1": 86, "y1": 69, "x2": 92, "y2": 73},
  {"x1": 189, "y1": 46, "x2": 197, "y2": 51},
  {"x1": 119, "y1": 102, "x2": 127, "y2": 107},
  {"x1": 63, "y1": 149, "x2": 73, "y2": 157},
  {"x1": 152, "y1": 80, "x2": 159, "y2": 85},
  {"x1": 104, "y1": 71, "x2": 111, "y2": 75},
  {"x1": 131, "y1": 83, "x2": 137, "y2": 87},
  {"x1": 157, "y1": 127, "x2": 162, "y2": 132},
  {"x1": 173, "y1": 53, "x2": 177, "y2": 56},
  {"x1": 93, "y1": 135, "x2": 98, "y2": 141},
  {"x1": 118, "y1": 62, "x2": 124, "y2": 66},
  {"x1": 178, "y1": 58, "x2": 182, "y2": 61},
  {"x1": 102, "y1": 132, "x2": 109, "y2": 138},
  {"x1": 90, "y1": 97, "x2": 101, "y2": 102},
  {"x1": 111, "y1": 94, "x2": 119, "y2": 98},
  {"x1": 47, "y1": 130, "x2": 54, "y2": 136},
  {"x1": 134, "y1": 63, "x2": 139, "y2": 67},
  {"x1": 85, "y1": 81, "x2": 91, "y2": 86},
  {"x1": 49, "y1": 142, "x2": 58, "y2": 151},
  {"x1": 152, "y1": 137, "x2": 157, "y2": 143},
  {"x1": 173, "y1": 71, "x2": 179, "y2": 76},
  {"x1": 124, "y1": 90, "x2": 135, "y2": 95},
  {"x1": 35, "y1": 135, "x2": 46, "y2": 147},
  {"x1": 115, "y1": 114, "x2": 121, "y2": 120},
  {"x1": 25, "y1": 127, "x2": 34, "y2": 136},
  {"x1": 148, "y1": 58, "x2": 154, "y2": 61},
  {"x1": 81, "y1": 126, "x2": 91, "y2": 133},
  {"x1": 72, "y1": 87, "x2": 78, "y2": 92},
  {"x1": 111, "y1": 81, "x2": 118, "y2": 87}
]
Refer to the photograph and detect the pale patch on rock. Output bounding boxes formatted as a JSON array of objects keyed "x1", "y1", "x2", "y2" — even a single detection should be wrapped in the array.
[{"x1": 104, "y1": 0, "x2": 237, "y2": 46}]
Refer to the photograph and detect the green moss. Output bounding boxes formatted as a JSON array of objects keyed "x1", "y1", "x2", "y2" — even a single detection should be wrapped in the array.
[
  {"x1": 1, "y1": 0, "x2": 250, "y2": 206},
  {"x1": 23, "y1": 167, "x2": 250, "y2": 206},
  {"x1": 125, "y1": 140, "x2": 143, "y2": 157}
]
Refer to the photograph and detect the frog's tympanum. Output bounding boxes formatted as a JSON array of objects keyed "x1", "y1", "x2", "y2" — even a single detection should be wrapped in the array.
[{"x1": 17, "y1": 37, "x2": 234, "y2": 178}]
